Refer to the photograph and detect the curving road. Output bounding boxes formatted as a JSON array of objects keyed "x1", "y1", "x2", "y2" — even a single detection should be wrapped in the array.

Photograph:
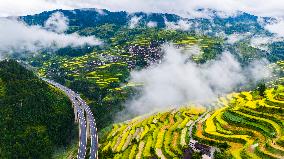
[
  {"x1": 43, "y1": 79, "x2": 98, "y2": 159},
  {"x1": 74, "y1": 93, "x2": 98, "y2": 159}
]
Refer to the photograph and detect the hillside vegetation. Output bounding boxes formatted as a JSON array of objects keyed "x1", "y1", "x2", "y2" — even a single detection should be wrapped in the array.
[
  {"x1": 194, "y1": 85, "x2": 284, "y2": 159},
  {"x1": 0, "y1": 60, "x2": 74, "y2": 159},
  {"x1": 99, "y1": 83, "x2": 284, "y2": 158},
  {"x1": 29, "y1": 28, "x2": 224, "y2": 130},
  {"x1": 15, "y1": 9, "x2": 284, "y2": 158},
  {"x1": 22, "y1": 9, "x2": 284, "y2": 132},
  {"x1": 99, "y1": 107, "x2": 206, "y2": 158}
]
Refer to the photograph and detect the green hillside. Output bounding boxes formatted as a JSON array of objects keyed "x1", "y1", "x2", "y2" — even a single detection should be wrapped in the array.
[
  {"x1": 195, "y1": 84, "x2": 284, "y2": 158},
  {"x1": 0, "y1": 60, "x2": 75, "y2": 159},
  {"x1": 99, "y1": 107, "x2": 206, "y2": 158},
  {"x1": 13, "y1": 9, "x2": 284, "y2": 159},
  {"x1": 99, "y1": 83, "x2": 284, "y2": 158},
  {"x1": 28, "y1": 28, "x2": 223, "y2": 130}
]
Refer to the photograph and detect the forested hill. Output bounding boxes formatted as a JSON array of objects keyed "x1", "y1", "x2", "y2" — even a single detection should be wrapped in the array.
[
  {"x1": 20, "y1": 8, "x2": 266, "y2": 36},
  {"x1": 0, "y1": 60, "x2": 74, "y2": 159}
]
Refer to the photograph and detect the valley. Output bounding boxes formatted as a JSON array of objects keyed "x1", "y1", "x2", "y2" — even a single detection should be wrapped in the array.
[{"x1": 1, "y1": 3, "x2": 284, "y2": 159}]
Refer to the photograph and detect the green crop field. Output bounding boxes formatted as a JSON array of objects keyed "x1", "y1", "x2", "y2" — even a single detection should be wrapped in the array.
[
  {"x1": 99, "y1": 107, "x2": 206, "y2": 158},
  {"x1": 193, "y1": 85, "x2": 284, "y2": 159},
  {"x1": 99, "y1": 84, "x2": 284, "y2": 158}
]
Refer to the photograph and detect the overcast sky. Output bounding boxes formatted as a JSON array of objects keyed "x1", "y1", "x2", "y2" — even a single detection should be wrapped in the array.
[{"x1": 0, "y1": 0, "x2": 284, "y2": 18}]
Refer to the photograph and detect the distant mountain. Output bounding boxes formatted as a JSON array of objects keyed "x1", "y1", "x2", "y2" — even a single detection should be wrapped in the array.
[
  {"x1": 20, "y1": 8, "x2": 178, "y2": 29},
  {"x1": 20, "y1": 8, "x2": 271, "y2": 36},
  {"x1": 19, "y1": 8, "x2": 284, "y2": 63},
  {"x1": 18, "y1": 8, "x2": 284, "y2": 63}
]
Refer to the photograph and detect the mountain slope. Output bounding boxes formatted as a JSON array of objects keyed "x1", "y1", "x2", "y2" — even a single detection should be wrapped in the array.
[
  {"x1": 99, "y1": 107, "x2": 207, "y2": 158},
  {"x1": 19, "y1": 8, "x2": 284, "y2": 131},
  {"x1": 0, "y1": 60, "x2": 74, "y2": 159},
  {"x1": 193, "y1": 85, "x2": 284, "y2": 158},
  {"x1": 20, "y1": 8, "x2": 284, "y2": 63},
  {"x1": 99, "y1": 83, "x2": 284, "y2": 158},
  {"x1": 20, "y1": 9, "x2": 268, "y2": 36}
]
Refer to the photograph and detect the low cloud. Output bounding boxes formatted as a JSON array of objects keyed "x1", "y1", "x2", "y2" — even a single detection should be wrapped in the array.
[
  {"x1": 249, "y1": 35, "x2": 284, "y2": 51},
  {"x1": 247, "y1": 59, "x2": 271, "y2": 81},
  {"x1": 165, "y1": 19, "x2": 192, "y2": 31},
  {"x1": 264, "y1": 18, "x2": 284, "y2": 37},
  {"x1": 253, "y1": 18, "x2": 284, "y2": 50},
  {"x1": 250, "y1": 36, "x2": 271, "y2": 51},
  {"x1": 226, "y1": 33, "x2": 250, "y2": 44},
  {"x1": 128, "y1": 16, "x2": 142, "y2": 29},
  {"x1": 0, "y1": 16, "x2": 101, "y2": 58},
  {"x1": 147, "y1": 21, "x2": 157, "y2": 28},
  {"x1": 124, "y1": 45, "x2": 272, "y2": 115},
  {"x1": 44, "y1": 11, "x2": 69, "y2": 33}
]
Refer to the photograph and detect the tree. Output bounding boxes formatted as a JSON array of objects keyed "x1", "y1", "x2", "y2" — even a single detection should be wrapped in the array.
[{"x1": 257, "y1": 82, "x2": 266, "y2": 97}]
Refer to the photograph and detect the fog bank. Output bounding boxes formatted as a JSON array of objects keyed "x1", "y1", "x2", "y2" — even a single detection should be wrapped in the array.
[
  {"x1": 125, "y1": 45, "x2": 271, "y2": 115},
  {"x1": 0, "y1": 12, "x2": 101, "y2": 59}
]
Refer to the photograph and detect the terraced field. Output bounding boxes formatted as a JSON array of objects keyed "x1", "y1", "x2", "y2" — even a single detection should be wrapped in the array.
[
  {"x1": 193, "y1": 85, "x2": 284, "y2": 159},
  {"x1": 99, "y1": 84, "x2": 284, "y2": 158},
  {"x1": 99, "y1": 107, "x2": 206, "y2": 158}
]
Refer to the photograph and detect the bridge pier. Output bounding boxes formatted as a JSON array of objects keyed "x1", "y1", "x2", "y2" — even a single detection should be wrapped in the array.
[
  {"x1": 86, "y1": 113, "x2": 90, "y2": 138},
  {"x1": 74, "y1": 105, "x2": 79, "y2": 122}
]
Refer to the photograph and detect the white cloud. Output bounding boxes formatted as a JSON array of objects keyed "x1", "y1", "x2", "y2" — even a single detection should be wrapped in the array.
[
  {"x1": 226, "y1": 33, "x2": 250, "y2": 44},
  {"x1": 94, "y1": 8, "x2": 106, "y2": 15},
  {"x1": 250, "y1": 36, "x2": 271, "y2": 51},
  {"x1": 0, "y1": 18, "x2": 101, "y2": 58},
  {"x1": 147, "y1": 21, "x2": 157, "y2": 28},
  {"x1": 165, "y1": 19, "x2": 192, "y2": 31},
  {"x1": 264, "y1": 18, "x2": 284, "y2": 37},
  {"x1": 1, "y1": 0, "x2": 284, "y2": 18},
  {"x1": 44, "y1": 11, "x2": 69, "y2": 33},
  {"x1": 247, "y1": 59, "x2": 272, "y2": 81},
  {"x1": 128, "y1": 16, "x2": 142, "y2": 29},
  {"x1": 125, "y1": 45, "x2": 271, "y2": 115}
]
